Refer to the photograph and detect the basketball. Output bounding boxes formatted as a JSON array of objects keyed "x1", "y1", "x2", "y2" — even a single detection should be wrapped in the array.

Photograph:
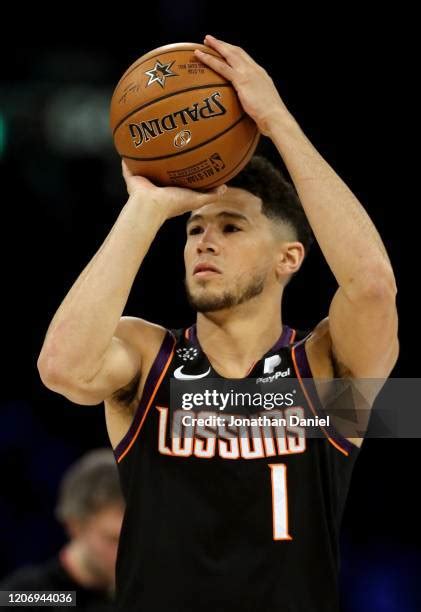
[{"x1": 109, "y1": 42, "x2": 260, "y2": 190}]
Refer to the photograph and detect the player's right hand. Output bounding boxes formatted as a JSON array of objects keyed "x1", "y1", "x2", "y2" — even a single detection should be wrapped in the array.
[{"x1": 122, "y1": 160, "x2": 227, "y2": 219}]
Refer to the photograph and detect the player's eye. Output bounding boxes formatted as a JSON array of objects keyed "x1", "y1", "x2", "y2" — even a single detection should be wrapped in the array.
[
  {"x1": 188, "y1": 226, "x2": 203, "y2": 235},
  {"x1": 223, "y1": 224, "x2": 241, "y2": 233}
]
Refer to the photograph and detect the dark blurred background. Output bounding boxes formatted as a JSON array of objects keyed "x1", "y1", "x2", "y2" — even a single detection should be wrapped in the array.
[{"x1": 0, "y1": 4, "x2": 418, "y2": 611}]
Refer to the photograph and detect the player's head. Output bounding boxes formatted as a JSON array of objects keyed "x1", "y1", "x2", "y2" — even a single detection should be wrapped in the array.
[
  {"x1": 55, "y1": 449, "x2": 124, "y2": 588},
  {"x1": 184, "y1": 155, "x2": 314, "y2": 313}
]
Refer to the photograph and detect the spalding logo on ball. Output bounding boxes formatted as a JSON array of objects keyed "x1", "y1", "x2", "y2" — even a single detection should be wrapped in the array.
[{"x1": 109, "y1": 42, "x2": 260, "y2": 190}]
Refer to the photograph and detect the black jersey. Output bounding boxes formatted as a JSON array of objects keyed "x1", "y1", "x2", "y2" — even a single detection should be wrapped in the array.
[{"x1": 113, "y1": 323, "x2": 360, "y2": 612}]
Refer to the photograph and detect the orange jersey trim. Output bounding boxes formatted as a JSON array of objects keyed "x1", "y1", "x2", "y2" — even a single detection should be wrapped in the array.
[
  {"x1": 291, "y1": 343, "x2": 349, "y2": 457},
  {"x1": 117, "y1": 339, "x2": 176, "y2": 463}
]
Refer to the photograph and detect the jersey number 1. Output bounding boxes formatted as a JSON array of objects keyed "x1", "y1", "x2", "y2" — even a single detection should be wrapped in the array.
[{"x1": 269, "y1": 464, "x2": 292, "y2": 541}]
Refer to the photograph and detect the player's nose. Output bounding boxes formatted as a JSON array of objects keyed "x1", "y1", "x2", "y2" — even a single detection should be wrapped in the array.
[{"x1": 196, "y1": 227, "x2": 220, "y2": 254}]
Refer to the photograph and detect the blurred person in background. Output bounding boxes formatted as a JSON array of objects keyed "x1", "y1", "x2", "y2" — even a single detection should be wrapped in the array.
[{"x1": 0, "y1": 449, "x2": 124, "y2": 611}]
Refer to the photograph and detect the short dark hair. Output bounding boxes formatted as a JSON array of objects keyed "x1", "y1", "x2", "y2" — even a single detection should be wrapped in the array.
[
  {"x1": 227, "y1": 156, "x2": 314, "y2": 256},
  {"x1": 55, "y1": 449, "x2": 124, "y2": 523}
]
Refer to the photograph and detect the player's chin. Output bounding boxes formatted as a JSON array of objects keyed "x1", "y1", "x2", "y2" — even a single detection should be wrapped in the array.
[
  {"x1": 191, "y1": 272, "x2": 223, "y2": 285},
  {"x1": 188, "y1": 285, "x2": 223, "y2": 304},
  {"x1": 192, "y1": 280, "x2": 224, "y2": 297},
  {"x1": 190, "y1": 285, "x2": 216, "y2": 299},
  {"x1": 185, "y1": 278, "x2": 224, "y2": 305}
]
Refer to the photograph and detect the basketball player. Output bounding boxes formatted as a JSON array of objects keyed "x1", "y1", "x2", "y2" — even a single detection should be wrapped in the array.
[{"x1": 37, "y1": 36, "x2": 399, "y2": 611}]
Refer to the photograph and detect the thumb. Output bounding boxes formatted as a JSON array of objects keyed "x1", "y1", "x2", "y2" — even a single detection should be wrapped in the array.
[{"x1": 121, "y1": 159, "x2": 132, "y2": 181}]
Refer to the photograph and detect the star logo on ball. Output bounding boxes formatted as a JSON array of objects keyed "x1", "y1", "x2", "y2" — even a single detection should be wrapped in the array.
[{"x1": 145, "y1": 60, "x2": 178, "y2": 88}]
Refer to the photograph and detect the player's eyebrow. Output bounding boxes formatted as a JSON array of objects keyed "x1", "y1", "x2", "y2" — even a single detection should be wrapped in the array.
[{"x1": 187, "y1": 211, "x2": 250, "y2": 226}]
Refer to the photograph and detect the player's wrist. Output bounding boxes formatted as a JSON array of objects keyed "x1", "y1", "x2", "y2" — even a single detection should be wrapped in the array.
[
  {"x1": 264, "y1": 107, "x2": 299, "y2": 140},
  {"x1": 125, "y1": 192, "x2": 168, "y2": 228}
]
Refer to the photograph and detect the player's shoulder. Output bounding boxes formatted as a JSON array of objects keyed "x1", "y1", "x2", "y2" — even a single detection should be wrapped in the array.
[
  {"x1": 116, "y1": 315, "x2": 167, "y2": 338},
  {"x1": 291, "y1": 327, "x2": 313, "y2": 344},
  {"x1": 297, "y1": 316, "x2": 355, "y2": 381},
  {"x1": 301, "y1": 317, "x2": 346, "y2": 369},
  {"x1": 104, "y1": 318, "x2": 175, "y2": 432},
  {"x1": 297, "y1": 317, "x2": 330, "y2": 347},
  {"x1": 115, "y1": 316, "x2": 169, "y2": 356},
  {"x1": 112, "y1": 317, "x2": 175, "y2": 400},
  {"x1": 285, "y1": 322, "x2": 317, "y2": 348},
  {"x1": 292, "y1": 317, "x2": 336, "y2": 377}
]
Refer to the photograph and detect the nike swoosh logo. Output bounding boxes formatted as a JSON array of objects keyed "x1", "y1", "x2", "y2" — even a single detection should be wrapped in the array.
[{"x1": 174, "y1": 366, "x2": 211, "y2": 380}]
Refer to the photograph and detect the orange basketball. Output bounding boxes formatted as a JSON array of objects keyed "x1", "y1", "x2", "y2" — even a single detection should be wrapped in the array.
[{"x1": 109, "y1": 42, "x2": 260, "y2": 190}]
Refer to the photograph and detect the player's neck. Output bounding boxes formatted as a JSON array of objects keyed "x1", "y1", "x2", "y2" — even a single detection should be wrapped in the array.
[{"x1": 195, "y1": 297, "x2": 284, "y2": 377}]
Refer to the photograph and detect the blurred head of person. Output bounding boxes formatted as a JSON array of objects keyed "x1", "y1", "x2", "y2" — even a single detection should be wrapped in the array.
[{"x1": 55, "y1": 449, "x2": 124, "y2": 591}]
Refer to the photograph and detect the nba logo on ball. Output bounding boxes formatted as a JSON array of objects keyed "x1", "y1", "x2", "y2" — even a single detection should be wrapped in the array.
[{"x1": 110, "y1": 42, "x2": 260, "y2": 189}]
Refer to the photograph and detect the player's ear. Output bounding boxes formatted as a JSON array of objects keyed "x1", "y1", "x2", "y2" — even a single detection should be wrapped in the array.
[{"x1": 275, "y1": 241, "x2": 305, "y2": 281}]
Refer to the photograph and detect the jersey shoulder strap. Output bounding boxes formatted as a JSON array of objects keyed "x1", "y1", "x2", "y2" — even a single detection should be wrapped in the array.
[
  {"x1": 114, "y1": 328, "x2": 176, "y2": 463},
  {"x1": 290, "y1": 327, "x2": 312, "y2": 344}
]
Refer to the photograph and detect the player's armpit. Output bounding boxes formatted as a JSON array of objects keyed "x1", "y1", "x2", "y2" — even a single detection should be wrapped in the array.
[
  {"x1": 305, "y1": 308, "x2": 398, "y2": 448},
  {"x1": 111, "y1": 370, "x2": 142, "y2": 406}
]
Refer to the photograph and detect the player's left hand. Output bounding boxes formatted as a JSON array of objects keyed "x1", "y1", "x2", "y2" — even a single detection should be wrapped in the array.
[{"x1": 195, "y1": 35, "x2": 290, "y2": 136}]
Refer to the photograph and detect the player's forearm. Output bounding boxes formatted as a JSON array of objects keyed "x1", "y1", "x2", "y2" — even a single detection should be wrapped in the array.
[
  {"x1": 38, "y1": 194, "x2": 165, "y2": 379},
  {"x1": 268, "y1": 111, "x2": 396, "y2": 296}
]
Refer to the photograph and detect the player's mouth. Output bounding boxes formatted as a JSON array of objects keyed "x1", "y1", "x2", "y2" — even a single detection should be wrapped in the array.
[{"x1": 193, "y1": 262, "x2": 222, "y2": 277}]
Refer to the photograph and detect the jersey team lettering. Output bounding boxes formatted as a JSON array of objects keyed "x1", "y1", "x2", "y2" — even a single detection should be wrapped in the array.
[{"x1": 157, "y1": 406, "x2": 307, "y2": 459}]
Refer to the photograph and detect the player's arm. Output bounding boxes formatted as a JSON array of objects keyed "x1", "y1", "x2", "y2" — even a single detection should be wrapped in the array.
[
  {"x1": 37, "y1": 162, "x2": 226, "y2": 405},
  {"x1": 264, "y1": 101, "x2": 399, "y2": 382},
  {"x1": 197, "y1": 35, "x2": 399, "y2": 369},
  {"x1": 263, "y1": 75, "x2": 399, "y2": 436},
  {"x1": 197, "y1": 36, "x2": 399, "y2": 442},
  {"x1": 263, "y1": 69, "x2": 399, "y2": 436},
  {"x1": 39, "y1": 315, "x2": 164, "y2": 406},
  {"x1": 305, "y1": 310, "x2": 397, "y2": 446}
]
